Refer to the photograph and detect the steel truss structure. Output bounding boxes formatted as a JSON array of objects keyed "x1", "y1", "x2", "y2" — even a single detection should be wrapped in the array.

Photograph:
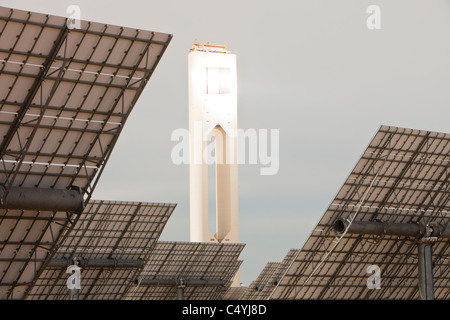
[
  {"x1": 243, "y1": 249, "x2": 299, "y2": 300},
  {"x1": 26, "y1": 200, "x2": 176, "y2": 300},
  {"x1": 270, "y1": 126, "x2": 450, "y2": 299},
  {"x1": 126, "y1": 241, "x2": 245, "y2": 300},
  {"x1": 0, "y1": 6, "x2": 172, "y2": 299},
  {"x1": 244, "y1": 262, "x2": 280, "y2": 300},
  {"x1": 222, "y1": 286, "x2": 247, "y2": 300}
]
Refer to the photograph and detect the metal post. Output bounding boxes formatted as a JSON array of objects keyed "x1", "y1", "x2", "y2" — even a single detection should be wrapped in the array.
[
  {"x1": 177, "y1": 278, "x2": 186, "y2": 300},
  {"x1": 67, "y1": 260, "x2": 81, "y2": 300},
  {"x1": 418, "y1": 242, "x2": 435, "y2": 300},
  {"x1": 177, "y1": 286, "x2": 185, "y2": 300},
  {"x1": 69, "y1": 288, "x2": 79, "y2": 300}
]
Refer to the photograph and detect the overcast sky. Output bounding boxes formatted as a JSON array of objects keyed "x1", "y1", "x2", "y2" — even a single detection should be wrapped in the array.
[{"x1": 3, "y1": 0, "x2": 450, "y2": 286}]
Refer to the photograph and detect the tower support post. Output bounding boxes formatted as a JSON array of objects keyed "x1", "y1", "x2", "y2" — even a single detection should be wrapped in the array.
[{"x1": 417, "y1": 241, "x2": 435, "y2": 300}]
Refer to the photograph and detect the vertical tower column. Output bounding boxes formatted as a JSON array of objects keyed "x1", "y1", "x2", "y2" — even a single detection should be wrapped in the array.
[
  {"x1": 189, "y1": 127, "x2": 211, "y2": 242},
  {"x1": 188, "y1": 43, "x2": 238, "y2": 244},
  {"x1": 212, "y1": 126, "x2": 239, "y2": 243},
  {"x1": 188, "y1": 43, "x2": 240, "y2": 285}
]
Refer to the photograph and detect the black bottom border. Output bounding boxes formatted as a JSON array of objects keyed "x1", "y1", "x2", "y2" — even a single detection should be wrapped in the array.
[{"x1": 1, "y1": 299, "x2": 447, "y2": 319}]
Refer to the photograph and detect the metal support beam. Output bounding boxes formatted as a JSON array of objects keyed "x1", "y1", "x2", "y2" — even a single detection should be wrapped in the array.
[
  {"x1": 334, "y1": 218, "x2": 445, "y2": 300},
  {"x1": 135, "y1": 278, "x2": 226, "y2": 300},
  {"x1": 333, "y1": 218, "x2": 450, "y2": 239},
  {"x1": 135, "y1": 278, "x2": 225, "y2": 287},
  {"x1": 0, "y1": 185, "x2": 84, "y2": 214},
  {"x1": 48, "y1": 258, "x2": 145, "y2": 269},
  {"x1": 418, "y1": 242, "x2": 435, "y2": 300}
]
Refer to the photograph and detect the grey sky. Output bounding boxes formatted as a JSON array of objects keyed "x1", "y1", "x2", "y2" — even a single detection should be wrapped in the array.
[{"x1": 3, "y1": 0, "x2": 450, "y2": 286}]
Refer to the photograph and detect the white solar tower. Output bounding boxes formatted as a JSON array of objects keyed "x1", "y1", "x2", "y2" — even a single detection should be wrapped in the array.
[{"x1": 188, "y1": 43, "x2": 239, "y2": 245}]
